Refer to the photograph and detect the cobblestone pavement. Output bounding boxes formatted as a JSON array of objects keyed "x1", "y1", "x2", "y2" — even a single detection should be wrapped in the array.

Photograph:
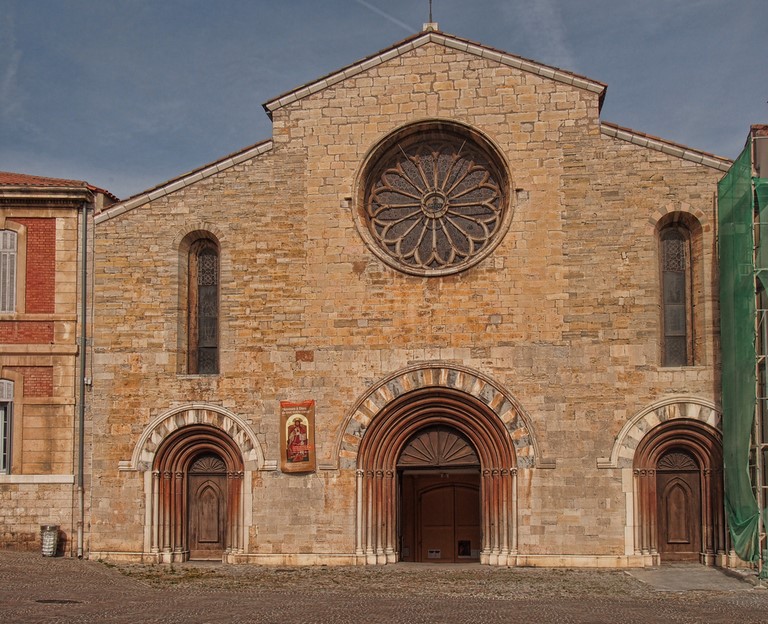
[{"x1": 1, "y1": 551, "x2": 767, "y2": 623}]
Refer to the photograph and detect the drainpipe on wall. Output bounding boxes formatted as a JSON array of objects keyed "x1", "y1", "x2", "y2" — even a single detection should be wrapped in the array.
[{"x1": 76, "y1": 198, "x2": 89, "y2": 559}]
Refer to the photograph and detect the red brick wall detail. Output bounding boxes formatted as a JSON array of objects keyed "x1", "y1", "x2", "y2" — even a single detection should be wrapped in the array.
[
  {"x1": 6, "y1": 366, "x2": 53, "y2": 397},
  {"x1": 14, "y1": 218, "x2": 56, "y2": 314},
  {"x1": 0, "y1": 321, "x2": 54, "y2": 343}
]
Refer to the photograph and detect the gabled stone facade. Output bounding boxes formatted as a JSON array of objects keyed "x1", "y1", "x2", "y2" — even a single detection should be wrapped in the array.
[{"x1": 84, "y1": 30, "x2": 731, "y2": 566}]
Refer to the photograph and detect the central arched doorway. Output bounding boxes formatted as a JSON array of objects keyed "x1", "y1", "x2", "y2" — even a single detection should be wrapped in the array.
[
  {"x1": 356, "y1": 386, "x2": 518, "y2": 565},
  {"x1": 398, "y1": 426, "x2": 482, "y2": 562}
]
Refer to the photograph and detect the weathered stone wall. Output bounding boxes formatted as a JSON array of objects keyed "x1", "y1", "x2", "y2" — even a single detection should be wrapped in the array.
[
  {"x1": 0, "y1": 481, "x2": 74, "y2": 553},
  {"x1": 90, "y1": 41, "x2": 725, "y2": 562}
]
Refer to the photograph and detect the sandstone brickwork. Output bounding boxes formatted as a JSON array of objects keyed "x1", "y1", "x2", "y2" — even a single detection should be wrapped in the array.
[{"x1": 89, "y1": 31, "x2": 731, "y2": 566}]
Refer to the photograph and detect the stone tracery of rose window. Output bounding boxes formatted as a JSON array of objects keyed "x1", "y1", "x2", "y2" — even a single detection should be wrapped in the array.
[{"x1": 363, "y1": 132, "x2": 507, "y2": 275}]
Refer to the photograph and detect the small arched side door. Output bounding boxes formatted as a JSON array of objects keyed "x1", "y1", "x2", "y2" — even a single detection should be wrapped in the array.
[
  {"x1": 656, "y1": 450, "x2": 702, "y2": 561},
  {"x1": 188, "y1": 453, "x2": 227, "y2": 560}
]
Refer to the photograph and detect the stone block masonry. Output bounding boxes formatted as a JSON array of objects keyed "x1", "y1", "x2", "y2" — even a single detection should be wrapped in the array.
[{"x1": 88, "y1": 34, "x2": 728, "y2": 566}]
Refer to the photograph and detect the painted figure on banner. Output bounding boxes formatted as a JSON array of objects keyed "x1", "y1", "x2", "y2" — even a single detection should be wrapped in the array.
[
  {"x1": 279, "y1": 399, "x2": 316, "y2": 473},
  {"x1": 286, "y1": 415, "x2": 310, "y2": 463}
]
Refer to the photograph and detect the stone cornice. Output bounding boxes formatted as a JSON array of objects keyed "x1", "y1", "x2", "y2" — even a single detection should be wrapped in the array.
[
  {"x1": 95, "y1": 140, "x2": 273, "y2": 225},
  {"x1": 601, "y1": 122, "x2": 732, "y2": 172},
  {"x1": 0, "y1": 187, "x2": 92, "y2": 207}
]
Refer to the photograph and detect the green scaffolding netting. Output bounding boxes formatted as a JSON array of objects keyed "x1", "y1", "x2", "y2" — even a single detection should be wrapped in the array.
[
  {"x1": 759, "y1": 177, "x2": 768, "y2": 576},
  {"x1": 718, "y1": 144, "x2": 761, "y2": 563}
]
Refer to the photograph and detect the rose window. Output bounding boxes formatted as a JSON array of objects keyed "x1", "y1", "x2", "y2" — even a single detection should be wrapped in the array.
[{"x1": 361, "y1": 128, "x2": 508, "y2": 275}]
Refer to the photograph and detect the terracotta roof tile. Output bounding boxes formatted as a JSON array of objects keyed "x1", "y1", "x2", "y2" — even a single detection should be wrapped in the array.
[
  {"x1": 0, "y1": 171, "x2": 119, "y2": 201},
  {"x1": 0, "y1": 171, "x2": 89, "y2": 188}
]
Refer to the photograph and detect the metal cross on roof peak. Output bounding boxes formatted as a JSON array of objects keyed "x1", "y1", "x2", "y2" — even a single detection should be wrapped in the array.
[{"x1": 423, "y1": 0, "x2": 438, "y2": 32}]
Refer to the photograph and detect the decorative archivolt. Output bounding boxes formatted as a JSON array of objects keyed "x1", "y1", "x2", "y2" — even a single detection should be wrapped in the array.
[
  {"x1": 336, "y1": 363, "x2": 539, "y2": 469},
  {"x1": 126, "y1": 403, "x2": 264, "y2": 472},
  {"x1": 597, "y1": 397, "x2": 721, "y2": 469}
]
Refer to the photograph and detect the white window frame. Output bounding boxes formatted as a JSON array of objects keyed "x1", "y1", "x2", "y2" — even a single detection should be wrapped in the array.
[
  {"x1": 0, "y1": 230, "x2": 18, "y2": 313},
  {"x1": 0, "y1": 380, "x2": 14, "y2": 474}
]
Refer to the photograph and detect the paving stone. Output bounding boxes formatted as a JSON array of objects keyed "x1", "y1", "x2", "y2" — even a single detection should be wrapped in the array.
[{"x1": 1, "y1": 552, "x2": 767, "y2": 623}]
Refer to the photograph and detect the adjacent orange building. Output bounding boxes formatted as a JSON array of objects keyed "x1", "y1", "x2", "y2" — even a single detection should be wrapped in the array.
[{"x1": 0, "y1": 172, "x2": 113, "y2": 554}]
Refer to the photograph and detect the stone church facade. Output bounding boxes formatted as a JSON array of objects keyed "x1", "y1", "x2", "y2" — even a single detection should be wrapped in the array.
[{"x1": 18, "y1": 29, "x2": 736, "y2": 566}]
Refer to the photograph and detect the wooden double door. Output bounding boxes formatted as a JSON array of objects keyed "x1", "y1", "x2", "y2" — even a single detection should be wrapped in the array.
[
  {"x1": 188, "y1": 454, "x2": 228, "y2": 560},
  {"x1": 400, "y1": 472, "x2": 481, "y2": 563}
]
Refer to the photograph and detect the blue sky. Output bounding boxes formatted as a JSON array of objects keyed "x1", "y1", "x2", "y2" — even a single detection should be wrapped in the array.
[{"x1": 0, "y1": 0, "x2": 765, "y2": 199}]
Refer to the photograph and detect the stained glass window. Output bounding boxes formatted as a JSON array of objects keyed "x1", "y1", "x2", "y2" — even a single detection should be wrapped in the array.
[
  {"x1": 661, "y1": 227, "x2": 691, "y2": 366},
  {"x1": 189, "y1": 241, "x2": 219, "y2": 374},
  {"x1": 361, "y1": 125, "x2": 509, "y2": 275}
]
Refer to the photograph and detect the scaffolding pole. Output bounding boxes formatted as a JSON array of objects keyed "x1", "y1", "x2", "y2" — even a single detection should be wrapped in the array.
[
  {"x1": 752, "y1": 132, "x2": 768, "y2": 578},
  {"x1": 754, "y1": 304, "x2": 766, "y2": 577}
]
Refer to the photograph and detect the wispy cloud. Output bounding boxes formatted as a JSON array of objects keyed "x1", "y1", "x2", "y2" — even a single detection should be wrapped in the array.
[
  {"x1": 0, "y1": 12, "x2": 25, "y2": 123},
  {"x1": 502, "y1": 0, "x2": 576, "y2": 70},
  {"x1": 353, "y1": 0, "x2": 415, "y2": 33}
]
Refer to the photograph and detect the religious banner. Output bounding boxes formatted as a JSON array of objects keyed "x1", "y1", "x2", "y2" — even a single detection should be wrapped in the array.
[{"x1": 280, "y1": 400, "x2": 316, "y2": 473}]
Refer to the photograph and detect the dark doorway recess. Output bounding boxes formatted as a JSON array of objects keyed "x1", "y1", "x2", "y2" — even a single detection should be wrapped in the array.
[
  {"x1": 356, "y1": 387, "x2": 518, "y2": 564},
  {"x1": 398, "y1": 426, "x2": 482, "y2": 563}
]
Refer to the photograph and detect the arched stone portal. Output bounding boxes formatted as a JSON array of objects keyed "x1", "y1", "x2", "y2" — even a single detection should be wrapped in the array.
[
  {"x1": 356, "y1": 386, "x2": 519, "y2": 565},
  {"x1": 152, "y1": 424, "x2": 245, "y2": 562},
  {"x1": 126, "y1": 404, "x2": 263, "y2": 562},
  {"x1": 633, "y1": 419, "x2": 724, "y2": 564}
]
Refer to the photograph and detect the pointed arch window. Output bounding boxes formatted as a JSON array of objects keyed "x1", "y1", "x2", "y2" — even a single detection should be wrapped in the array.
[
  {"x1": 188, "y1": 240, "x2": 219, "y2": 375},
  {"x1": 660, "y1": 225, "x2": 692, "y2": 366},
  {"x1": 0, "y1": 380, "x2": 14, "y2": 474},
  {"x1": 0, "y1": 230, "x2": 18, "y2": 313}
]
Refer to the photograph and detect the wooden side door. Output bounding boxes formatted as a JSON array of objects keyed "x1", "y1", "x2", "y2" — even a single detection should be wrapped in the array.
[
  {"x1": 657, "y1": 451, "x2": 702, "y2": 561},
  {"x1": 188, "y1": 454, "x2": 227, "y2": 560}
]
